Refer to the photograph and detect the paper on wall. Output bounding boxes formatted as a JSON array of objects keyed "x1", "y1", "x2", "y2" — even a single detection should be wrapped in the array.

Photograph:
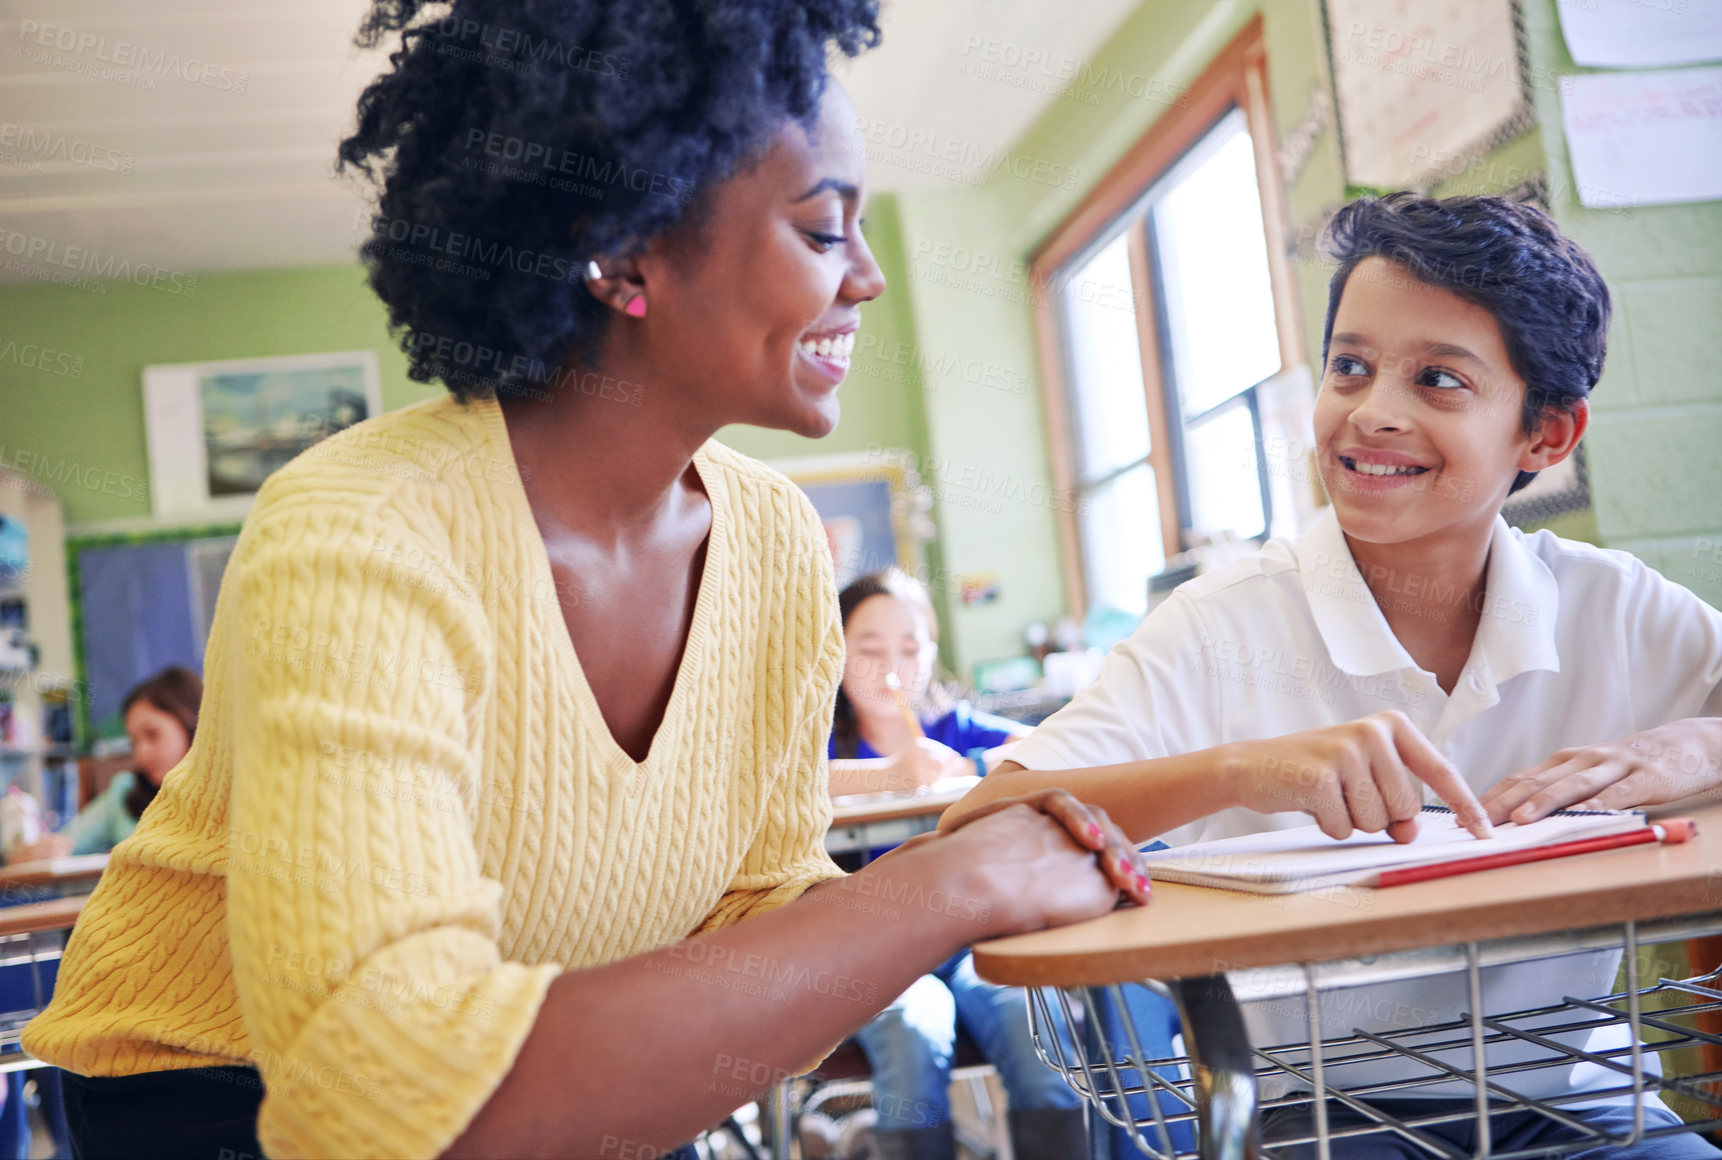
[
  {"x1": 1556, "y1": 0, "x2": 1722, "y2": 70},
  {"x1": 1559, "y1": 66, "x2": 1722, "y2": 208}
]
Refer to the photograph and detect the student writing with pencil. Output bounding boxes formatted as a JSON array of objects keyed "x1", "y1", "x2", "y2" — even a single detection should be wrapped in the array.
[
  {"x1": 826, "y1": 568, "x2": 1080, "y2": 1159},
  {"x1": 944, "y1": 194, "x2": 1722, "y2": 1157},
  {"x1": 827, "y1": 569, "x2": 1028, "y2": 799}
]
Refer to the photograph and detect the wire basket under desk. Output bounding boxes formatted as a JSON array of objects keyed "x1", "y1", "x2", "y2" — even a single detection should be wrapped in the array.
[{"x1": 1026, "y1": 913, "x2": 1722, "y2": 1159}]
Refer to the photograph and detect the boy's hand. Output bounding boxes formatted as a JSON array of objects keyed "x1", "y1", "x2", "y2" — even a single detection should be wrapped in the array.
[
  {"x1": 1231, "y1": 711, "x2": 1493, "y2": 842},
  {"x1": 1481, "y1": 718, "x2": 1722, "y2": 825}
]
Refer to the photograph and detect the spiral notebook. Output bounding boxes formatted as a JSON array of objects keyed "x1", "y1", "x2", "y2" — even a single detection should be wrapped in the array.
[{"x1": 1140, "y1": 805, "x2": 1647, "y2": 894}]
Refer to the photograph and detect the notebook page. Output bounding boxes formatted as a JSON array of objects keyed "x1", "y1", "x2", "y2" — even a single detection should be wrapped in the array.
[{"x1": 1141, "y1": 806, "x2": 1645, "y2": 892}]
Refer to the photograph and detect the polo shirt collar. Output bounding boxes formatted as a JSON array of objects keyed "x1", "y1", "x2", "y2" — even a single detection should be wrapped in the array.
[
  {"x1": 1471, "y1": 514, "x2": 1563, "y2": 687},
  {"x1": 1295, "y1": 507, "x2": 1416, "y2": 677},
  {"x1": 1292, "y1": 507, "x2": 1562, "y2": 686}
]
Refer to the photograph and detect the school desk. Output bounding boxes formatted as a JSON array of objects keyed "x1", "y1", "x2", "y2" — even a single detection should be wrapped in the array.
[
  {"x1": 0, "y1": 853, "x2": 108, "y2": 901},
  {"x1": 972, "y1": 796, "x2": 1722, "y2": 1159}
]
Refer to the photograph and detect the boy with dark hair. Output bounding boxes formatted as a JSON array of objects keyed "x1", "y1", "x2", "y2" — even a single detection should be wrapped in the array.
[{"x1": 947, "y1": 193, "x2": 1722, "y2": 1156}]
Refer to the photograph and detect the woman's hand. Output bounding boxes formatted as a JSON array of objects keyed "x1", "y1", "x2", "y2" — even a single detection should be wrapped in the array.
[
  {"x1": 887, "y1": 736, "x2": 973, "y2": 792},
  {"x1": 1481, "y1": 718, "x2": 1722, "y2": 825},
  {"x1": 1228, "y1": 711, "x2": 1493, "y2": 841},
  {"x1": 927, "y1": 787, "x2": 1150, "y2": 925}
]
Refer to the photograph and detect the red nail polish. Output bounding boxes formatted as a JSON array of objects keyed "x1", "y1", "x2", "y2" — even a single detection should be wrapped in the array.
[
  {"x1": 1135, "y1": 873, "x2": 1151, "y2": 894},
  {"x1": 1088, "y1": 823, "x2": 1104, "y2": 842}
]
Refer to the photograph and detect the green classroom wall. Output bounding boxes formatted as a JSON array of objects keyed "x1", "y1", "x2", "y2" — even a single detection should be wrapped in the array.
[
  {"x1": 885, "y1": 0, "x2": 1722, "y2": 672},
  {"x1": 3, "y1": 0, "x2": 1718, "y2": 689},
  {"x1": 0, "y1": 265, "x2": 431, "y2": 528},
  {"x1": 885, "y1": 0, "x2": 1350, "y2": 674},
  {"x1": 1519, "y1": 0, "x2": 1722, "y2": 604},
  {"x1": 0, "y1": 201, "x2": 929, "y2": 527}
]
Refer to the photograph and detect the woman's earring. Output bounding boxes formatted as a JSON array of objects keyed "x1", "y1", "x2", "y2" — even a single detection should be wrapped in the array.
[
  {"x1": 584, "y1": 260, "x2": 603, "y2": 282},
  {"x1": 625, "y1": 295, "x2": 647, "y2": 318}
]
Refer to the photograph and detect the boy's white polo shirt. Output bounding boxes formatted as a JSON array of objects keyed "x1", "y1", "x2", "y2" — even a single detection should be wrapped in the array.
[{"x1": 1011, "y1": 507, "x2": 1722, "y2": 1100}]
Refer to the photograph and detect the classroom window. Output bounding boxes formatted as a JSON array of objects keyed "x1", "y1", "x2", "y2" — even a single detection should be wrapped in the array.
[
  {"x1": 1151, "y1": 108, "x2": 1280, "y2": 545},
  {"x1": 1032, "y1": 17, "x2": 1304, "y2": 619},
  {"x1": 1060, "y1": 233, "x2": 1165, "y2": 615}
]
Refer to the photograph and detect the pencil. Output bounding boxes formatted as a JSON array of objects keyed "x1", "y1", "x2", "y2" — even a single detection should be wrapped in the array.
[
  {"x1": 1374, "y1": 817, "x2": 1697, "y2": 888},
  {"x1": 883, "y1": 672, "x2": 924, "y2": 738}
]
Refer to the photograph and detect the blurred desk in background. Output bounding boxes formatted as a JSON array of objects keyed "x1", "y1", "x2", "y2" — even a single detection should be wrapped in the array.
[
  {"x1": 972, "y1": 688, "x2": 1071, "y2": 727},
  {"x1": 0, "y1": 854, "x2": 107, "y2": 905},
  {"x1": 826, "y1": 778, "x2": 977, "y2": 864}
]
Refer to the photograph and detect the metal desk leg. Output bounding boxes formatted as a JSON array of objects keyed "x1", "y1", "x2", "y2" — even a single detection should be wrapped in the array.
[
  {"x1": 767, "y1": 1080, "x2": 793, "y2": 1159},
  {"x1": 1169, "y1": 974, "x2": 1259, "y2": 1160}
]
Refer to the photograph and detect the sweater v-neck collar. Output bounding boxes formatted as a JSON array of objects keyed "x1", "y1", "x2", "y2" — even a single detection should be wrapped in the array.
[{"x1": 472, "y1": 393, "x2": 728, "y2": 774}]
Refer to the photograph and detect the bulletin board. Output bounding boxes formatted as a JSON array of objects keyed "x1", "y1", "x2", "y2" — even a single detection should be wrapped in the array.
[
  {"x1": 67, "y1": 525, "x2": 241, "y2": 743},
  {"x1": 768, "y1": 451, "x2": 932, "y2": 590},
  {"x1": 1322, "y1": 0, "x2": 1533, "y2": 190}
]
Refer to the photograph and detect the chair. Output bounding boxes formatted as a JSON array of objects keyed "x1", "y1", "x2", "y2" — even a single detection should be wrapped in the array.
[
  {"x1": 766, "y1": 1031, "x2": 1005, "y2": 1159},
  {"x1": 0, "y1": 899, "x2": 83, "y2": 1160}
]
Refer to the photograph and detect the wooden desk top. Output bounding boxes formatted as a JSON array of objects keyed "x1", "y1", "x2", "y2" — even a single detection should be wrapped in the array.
[
  {"x1": 974, "y1": 798, "x2": 1722, "y2": 988},
  {"x1": 829, "y1": 781, "x2": 976, "y2": 828},
  {"x1": 0, "y1": 853, "x2": 108, "y2": 888},
  {"x1": 0, "y1": 896, "x2": 84, "y2": 937}
]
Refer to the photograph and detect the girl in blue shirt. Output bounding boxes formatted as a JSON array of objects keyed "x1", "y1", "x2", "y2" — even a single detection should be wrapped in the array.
[
  {"x1": 827, "y1": 569, "x2": 1026, "y2": 798},
  {"x1": 826, "y1": 570, "x2": 1081, "y2": 1160},
  {"x1": 9, "y1": 667, "x2": 201, "y2": 863}
]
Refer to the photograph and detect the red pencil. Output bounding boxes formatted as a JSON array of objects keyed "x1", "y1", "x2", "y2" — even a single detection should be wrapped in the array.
[{"x1": 1374, "y1": 818, "x2": 1698, "y2": 889}]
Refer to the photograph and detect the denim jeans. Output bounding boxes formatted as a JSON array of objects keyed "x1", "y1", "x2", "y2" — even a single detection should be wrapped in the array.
[
  {"x1": 1081, "y1": 982, "x2": 1197, "y2": 1159},
  {"x1": 854, "y1": 950, "x2": 1082, "y2": 1132}
]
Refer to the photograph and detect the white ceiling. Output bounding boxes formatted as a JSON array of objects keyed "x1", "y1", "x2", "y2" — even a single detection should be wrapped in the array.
[{"x1": 0, "y1": 0, "x2": 1143, "y2": 280}]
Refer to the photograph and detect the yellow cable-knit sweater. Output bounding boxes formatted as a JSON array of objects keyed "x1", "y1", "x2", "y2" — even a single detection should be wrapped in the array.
[{"x1": 23, "y1": 392, "x2": 846, "y2": 1158}]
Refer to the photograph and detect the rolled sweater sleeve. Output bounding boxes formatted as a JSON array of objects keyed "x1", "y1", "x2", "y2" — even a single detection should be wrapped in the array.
[{"x1": 225, "y1": 499, "x2": 558, "y2": 1159}]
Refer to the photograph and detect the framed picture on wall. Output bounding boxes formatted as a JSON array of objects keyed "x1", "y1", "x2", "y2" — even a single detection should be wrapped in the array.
[
  {"x1": 1323, "y1": 0, "x2": 1533, "y2": 190},
  {"x1": 768, "y1": 450, "x2": 932, "y2": 590},
  {"x1": 142, "y1": 350, "x2": 382, "y2": 520}
]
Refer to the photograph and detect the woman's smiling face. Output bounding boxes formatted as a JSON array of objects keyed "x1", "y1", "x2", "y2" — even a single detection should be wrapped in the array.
[
  {"x1": 634, "y1": 80, "x2": 884, "y2": 439},
  {"x1": 1313, "y1": 256, "x2": 1577, "y2": 549}
]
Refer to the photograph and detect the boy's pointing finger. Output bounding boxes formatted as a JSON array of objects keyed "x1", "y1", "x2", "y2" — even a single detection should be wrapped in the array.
[{"x1": 1394, "y1": 718, "x2": 1495, "y2": 839}]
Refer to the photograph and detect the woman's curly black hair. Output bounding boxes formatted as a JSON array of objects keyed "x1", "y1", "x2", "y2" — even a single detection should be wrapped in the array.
[
  {"x1": 1321, "y1": 192, "x2": 1611, "y2": 494},
  {"x1": 339, "y1": 0, "x2": 881, "y2": 402}
]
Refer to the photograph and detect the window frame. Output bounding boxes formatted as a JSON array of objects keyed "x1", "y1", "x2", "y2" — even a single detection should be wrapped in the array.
[{"x1": 1031, "y1": 15, "x2": 1306, "y2": 620}]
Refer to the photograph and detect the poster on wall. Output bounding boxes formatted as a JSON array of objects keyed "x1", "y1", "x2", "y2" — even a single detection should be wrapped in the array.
[
  {"x1": 1560, "y1": 67, "x2": 1722, "y2": 209},
  {"x1": 142, "y1": 350, "x2": 382, "y2": 521},
  {"x1": 1555, "y1": 0, "x2": 1722, "y2": 69},
  {"x1": 1324, "y1": 0, "x2": 1530, "y2": 189},
  {"x1": 70, "y1": 529, "x2": 239, "y2": 741},
  {"x1": 1501, "y1": 443, "x2": 1590, "y2": 530}
]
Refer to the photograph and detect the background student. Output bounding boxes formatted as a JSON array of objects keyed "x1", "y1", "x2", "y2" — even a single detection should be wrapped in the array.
[
  {"x1": 946, "y1": 193, "x2": 1722, "y2": 1158},
  {"x1": 827, "y1": 569, "x2": 1081, "y2": 1160},
  {"x1": 8, "y1": 667, "x2": 201, "y2": 863},
  {"x1": 828, "y1": 568, "x2": 1027, "y2": 798}
]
